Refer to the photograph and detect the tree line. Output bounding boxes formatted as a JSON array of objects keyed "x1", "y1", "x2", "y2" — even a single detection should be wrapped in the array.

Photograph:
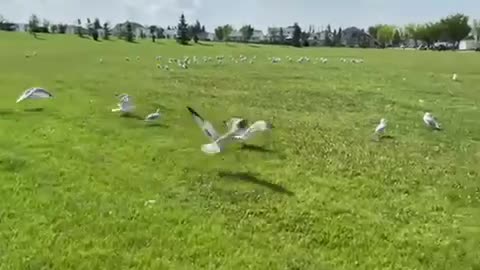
[
  {"x1": 369, "y1": 13, "x2": 478, "y2": 48},
  {"x1": 1, "y1": 12, "x2": 479, "y2": 49}
]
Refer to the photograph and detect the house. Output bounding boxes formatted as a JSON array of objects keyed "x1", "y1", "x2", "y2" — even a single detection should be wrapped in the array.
[
  {"x1": 250, "y1": 30, "x2": 265, "y2": 42},
  {"x1": 198, "y1": 31, "x2": 214, "y2": 41},
  {"x1": 227, "y1": 30, "x2": 243, "y2": 41},
  {"x1": 459, "y1": 39, "x2": 479, "y2": 50},
  {"x1": 266, "y1": 26, "x2": 295, "y2": 42},
  {"x1": 340, "y1": 27, "x2": 377, "y2": 47},
  {"x1": 307, "y1": 31, "x2": 333, "y2": 46},
  {"x1": 164, "y1": 28, "x2": 177, "y2": 39},
  {"x1": 15, "y1": 23, "x2": 28, "y2": 32}
]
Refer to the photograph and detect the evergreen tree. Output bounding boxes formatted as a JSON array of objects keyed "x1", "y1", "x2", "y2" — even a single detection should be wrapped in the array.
[
  {"x1": 125, "y1": 21, "x2": 134, "y2": 42},
  {"x1": 292, "y1": 23, "x2": 302, "y2": 47},
  {"x1": 176, "y1": 13, "x2": 189, "y2": 45},
  {"x1": 103, "y1": 22, "x2": 111, "y2": 40}
]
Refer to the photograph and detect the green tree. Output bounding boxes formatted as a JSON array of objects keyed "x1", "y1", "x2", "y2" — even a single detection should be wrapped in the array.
[
  {"x1": 278, "y1": 27, "x2": 285, "y2": 44},
  {"x1": 325, "y1": 24, "x2": 332, "y2": 46},
  {"x1": 337, "y1": 27, "x2": 343, "y2": 46},
  {"x1": 50, "y1": 24, "x2": 58, "y2": 33},
  {"x1": 473, "y1": 19, "x2": 480, "y2": 42},
  {"x1": 125, "y1": 21, "x2": 134, "y2": 42},
  {"x1": 157, "y1": 27, "x2": 165, "y2": 39},
  {"x1": 240, "y1": 24, "x2": 254, "y2": 42},
  {"x1": 76, "y1": 19, "x2": 83, "y2": 37},
  {"x1": 149, "y1": 25, "x2": 157, "y2": 42},
  {"x1": 176, "y1": 13, "x2": 189, "y2": 45},
  {"x1": 377, "y1": 25, "x2": 395, "y2": 46},
  {"x1": 222, "y1": 24, "x2": 233, "y2": 42},
  {"x1": 392, "y1": 29, "x2": 402, "y2": 46},
  {"x1": 91, "y1": 18, "x2": 101, "y2": 41},
  {"x1": 368, "y1": 25, "x2": 379, "y2": 39},
  {"x1": 292, "y1": 23, "x2": 302, "y2": 47},
  {"x1": 440, "y1": 13, "x2": 471, "y2": 47},
  {"x1": 57, "y1": 24, "x2": 67, "y2": 34},
  {"x1": 214, "y1": 26, "x2": 224, "y2": 41},
  {"x1": 103, "y1": 22, "x2": 111, "y2": 40},
  {"x1": 404, "y1": 23, "x2": 420, "y2": 46},
  {"x1": 28, "y1": 14, "x2": 40, "y2": 38}
]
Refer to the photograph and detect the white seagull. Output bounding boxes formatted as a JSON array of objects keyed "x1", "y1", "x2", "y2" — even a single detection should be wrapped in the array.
[
  {"x1": 112, "y1": 94, "x2": 135, "y2": 113},
  {"x1": 232, "y1": 120, "x2": 273, "y2": 141},
  {"x1": 16, "y1": 87, "x2": 53, "y2": 103},
  {"x1": 375, "y1": 118, "x2": 387, "y2": 134},
  {"x1": 373, "y1": 118, "x2": 387, "y2": 141},
  {"x1": 145, "y1": 109, "x2": 161, "y2": 122},
  {"x1": 423, "y1": 112, "x2": 441, "y2": 130},
  {"x1": 187, "y1": 106, "x2": 238, "y2": 154},
  {"x1": 452, "y1": 73, "x2": 458, "y2": 81}
]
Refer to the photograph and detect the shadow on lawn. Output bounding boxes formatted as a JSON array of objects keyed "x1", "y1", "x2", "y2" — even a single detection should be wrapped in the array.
[
  {"x1": 218, "y1": 171, "x2": 294, "y2": 196},
  {"x1": 145, "y1": 123, "x2": 169, "y2": 128},
  {"x1": 240, "y1": 144, "x2": 275, "y2": 153},
  {"x1": 24, "y1": 108, "x2": 45, "y2": 112},
  {"x1": 120, "y1": 113, "x2": 143, "y2": 120},
  {"x1": 0, "y1": 109, "x2": 15, "y2": 115}
]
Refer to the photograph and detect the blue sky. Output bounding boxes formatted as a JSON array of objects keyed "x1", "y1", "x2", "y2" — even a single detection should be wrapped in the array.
[{"x1": 1, "y1": 0, "x2": 478, "y2": 32}]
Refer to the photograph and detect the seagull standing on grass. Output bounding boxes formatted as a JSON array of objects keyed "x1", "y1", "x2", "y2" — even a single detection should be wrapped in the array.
[
  {"x1": 452, "y1": 73, "x2": 458, "y2": 81},
  {"x1": 145, "y1": 109, "x2": 161, "y2": 122},
  {"x1": 16, "y1": 87, "x2": 53, "y2": 103},
  {"x1": 187, "y1": 106, "x2": 239, "y2": 154},
  {"x1": 373, "y1": 118, "x2": 387, "y2": 141},
  {"x1": 423, "y1": 112, "x2": 442, "y2": 130}
]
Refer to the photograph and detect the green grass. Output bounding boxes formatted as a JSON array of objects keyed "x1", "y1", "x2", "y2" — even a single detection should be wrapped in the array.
[{"x1": 1, "y1": 31, "x2": 480, "y2": 269}]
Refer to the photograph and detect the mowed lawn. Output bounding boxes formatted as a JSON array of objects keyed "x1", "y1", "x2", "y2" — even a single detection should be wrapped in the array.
[{"x1": 0, "y1": 31, "x2": 480, "y2": 269}]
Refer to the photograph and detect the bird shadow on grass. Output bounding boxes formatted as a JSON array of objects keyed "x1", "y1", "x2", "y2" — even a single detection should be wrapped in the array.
[
  {"x1": 0, "y1": 109, "x2": 15, "y2": 116},
  {"x1": 218, "y1": 171, "x2": 294, "y2": 196},
  {"x1": 24, "y1": 108, "x2": 45, "y2": 112},
  {"x1": 145, "y1": 123, "x2": 169, "y2": 128},
  {"x1": 120, "y1": 113, "x2": 143, "y2": 120},
  {"x1": 240, "y1": 144, "x2": 275, "y2": 153},
  {"x1": 380, "y1": 135, "x2": 395, "y2": 140}
]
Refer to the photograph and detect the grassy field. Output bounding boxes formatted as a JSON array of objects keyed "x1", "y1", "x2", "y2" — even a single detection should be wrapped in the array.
[{"x1": 0, "y1": 31, "x2": 480, "y2": 269}]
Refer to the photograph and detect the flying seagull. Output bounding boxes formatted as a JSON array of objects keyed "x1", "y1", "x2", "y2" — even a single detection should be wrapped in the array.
[
  {"x1": 16, "y1": 87, "x2": 53, "y2": 103},
  {"x1": 145, "y1": 109, "x2": 161, "y2": 121},
  {"x1": 187, "y1": 106, "x2": 238, "y2": 154},
  {"x1": 112, "y1": 95, "x2": 135, "y2": 113},
  {"x1": 423, "y1": 112, "x2": 442, "y2": 130},
  {"x1": 232, "y1": 120, "x2": 273, "y2": 141}
]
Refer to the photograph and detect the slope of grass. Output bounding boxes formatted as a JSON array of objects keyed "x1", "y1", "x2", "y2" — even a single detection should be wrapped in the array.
[{"x1": 0, "y1": 32, "x2": 480, "y2": 269}]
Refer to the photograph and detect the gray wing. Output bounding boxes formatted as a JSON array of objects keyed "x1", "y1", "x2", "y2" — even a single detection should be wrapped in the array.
[
  {"x1": 31, "y1": 88, "x2": 53, "y2": 98},
  {"x1": 187, "y1": 106, "x2": 220, "y2": 141}
]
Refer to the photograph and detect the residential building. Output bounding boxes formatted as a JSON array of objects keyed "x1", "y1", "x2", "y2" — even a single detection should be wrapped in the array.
[{"x1": 340, "y1": 27, "x2": 377, "y2": 47}]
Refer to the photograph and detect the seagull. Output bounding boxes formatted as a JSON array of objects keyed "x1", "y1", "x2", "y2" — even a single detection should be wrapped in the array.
[
  {"x1": 423, "y1": 112, "x2": 441, "y2": 130},
  {"x1": 112, "y1": 95, "x2": 135, "y2": 113},
  {"x1": 145, "y1": 109, "x2": 161, "y2": 122},
  {"x1": 375, "y1": 118, "x2": 387, "y2": 134},
  {"x1": 373, "y1": 118, "x2": 387, "y2": 141},
  {"x1": 452, "y1": 73, "x2": 458, "y2": 81},
  {"x1": 232, "y1": 120, "x2": 273, "y2": 141},
  {"x1": 16, "y1": 87, "x2": 53, "y2": 103},
  {"x1": 187, "y1": 106, "x2": 238, "y2": 154}
]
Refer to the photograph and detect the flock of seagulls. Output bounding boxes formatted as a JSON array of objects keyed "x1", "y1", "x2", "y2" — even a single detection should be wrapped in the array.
[
  {"x1": 95, "y1": 54, "x2": 366, "y2": 71},
  {"x1": 17, "y1": 53, "x2": 460, "y2": 155}
]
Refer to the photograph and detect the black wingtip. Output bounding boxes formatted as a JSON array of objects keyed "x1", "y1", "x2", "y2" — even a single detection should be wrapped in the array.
[{"x1": 186, "y1": 106, "x2": 203, "y2": 120}]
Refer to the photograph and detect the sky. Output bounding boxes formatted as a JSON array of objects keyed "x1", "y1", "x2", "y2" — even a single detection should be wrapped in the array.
[{"x1": 1, "y1": 0, "x2": 479, "y2": 32}]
